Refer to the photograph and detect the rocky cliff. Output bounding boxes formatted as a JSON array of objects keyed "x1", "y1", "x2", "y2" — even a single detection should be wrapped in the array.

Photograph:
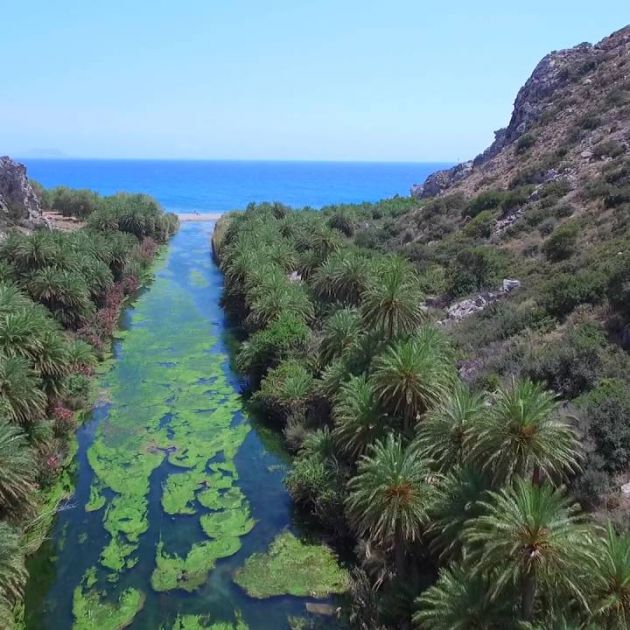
[
  {"x1": 412, "y1": 25, "x2": 630, "y2": 198},
  {"x1": 0, "y1": 156, "x2": 45, "y2": 232}
]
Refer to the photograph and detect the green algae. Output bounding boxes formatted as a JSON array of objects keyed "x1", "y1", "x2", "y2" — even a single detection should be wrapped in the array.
[
  {"x1": 189, "y1": 269, "x2": 210, "y2": 288},
  {"x1": 200, "y1": 505, "x2": 255, "y2": 539},
  {"x1": 72, "y1": 585, "x2": 144, "y2": 630},
  {"x1": 234, "y1": 532, "x2": 350, "y2": 599},
  {"x1": 85, "y1": 481, "x2": 106, "y2": 512},
  {"x1": 170, "y1": 612, "x2": 248, "y2": 630},
  {"x1": 151, "y1": 538, "x2": 242, "y2": 592},
  {"x1": 76, "y1": 253, "x2": 254, "y2": 618}
]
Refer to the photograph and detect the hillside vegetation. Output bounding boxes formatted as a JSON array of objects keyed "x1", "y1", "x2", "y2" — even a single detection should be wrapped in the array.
[{"x1": 213, "y1": 24, "x2": 630, "y2": 629}]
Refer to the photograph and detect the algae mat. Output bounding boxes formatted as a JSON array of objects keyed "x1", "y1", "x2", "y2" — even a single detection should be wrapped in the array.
[{"x1": 24, "y1": 224, "x2": 344, "y2": 630}]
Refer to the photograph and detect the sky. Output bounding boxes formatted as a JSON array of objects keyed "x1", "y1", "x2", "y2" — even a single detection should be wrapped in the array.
[{"x1": 0, "y1": 1, "x2": 628, "y2": 162}]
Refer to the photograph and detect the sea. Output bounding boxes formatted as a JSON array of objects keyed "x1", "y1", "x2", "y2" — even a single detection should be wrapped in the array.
[{"x1": 21, "y1": 159, "x2": 448, "y2": 212}]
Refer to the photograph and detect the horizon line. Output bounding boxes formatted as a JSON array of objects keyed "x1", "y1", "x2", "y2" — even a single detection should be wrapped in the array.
[{"x1": 14, "y1": 156, "x2": 457, "y2": 165}]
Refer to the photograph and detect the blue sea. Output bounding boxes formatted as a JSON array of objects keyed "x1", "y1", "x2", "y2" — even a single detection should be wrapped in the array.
[{"x1": 21, "y1": 159, "x2": 448, "y2": 212}]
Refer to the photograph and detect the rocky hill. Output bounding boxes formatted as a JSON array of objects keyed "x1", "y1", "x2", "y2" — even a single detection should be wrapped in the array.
[
  {"x1": 352, "y1": 24, "x2": 630, "y2": 516},
  {"x1": 0, "y1": 156, "x2": 45, "y2": 233},
  {"x1": 411, "y1": 25, "x2": 630, "y2": 200}
]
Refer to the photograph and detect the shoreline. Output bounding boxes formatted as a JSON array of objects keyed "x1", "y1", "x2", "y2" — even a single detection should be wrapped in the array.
[{"x1": 176, "y1": 212, "x2": 224, "y2": 222}]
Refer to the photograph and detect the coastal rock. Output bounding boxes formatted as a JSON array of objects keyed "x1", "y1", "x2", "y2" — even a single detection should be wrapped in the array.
[{"x1": 0, "y1": 156, "x2": 45, "y2": 231}]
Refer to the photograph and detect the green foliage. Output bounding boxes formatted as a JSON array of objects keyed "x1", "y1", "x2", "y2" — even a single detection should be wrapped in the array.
[
  {"x1": 464, "y1": 480, "x2": 596, "y2": 620},
  {"x1": 578, "y1": 379, "x2": 630, "y2": 474},
  {"x1": 361, "y1": 255, "x2": 425, "y2": 339},
  {"x1": 415, "y1": 384, "x2": 485, "y2": 470},
  {"x1": 254, "y1": 359, "x2": 314, "y2": 419},
  {"x1": 46, "y1": 186, "x2": 101, "y2": 219},
  {"x1": 414, "y1": 564, "x2": 514, "y2": 629},
  {"x1": 541, "y1": 222, "x2": 579, "y2": 261},
  {"x1": 236, "y1": 312, "x2": 310, "y2": 379},
  {"x1": 332, "y1": 375, "x2": 388, "y2": 458},
  {"x1": 469, "y1": 379, "x2": 580, "y2": 484},
  {"x1": 540, "y1": 269, "x2": 606, "y2": 318},
  {"x1": 346, "y1": 434, "x2": 434, "y2": 571},
  {"x1": 447, "y1": 246, "x2": 505, "y2": 296},
  {"x1": 0, "y1": 421, "x2": 35, "y2": 513},
  {"x1": 372, "y1": 328, "x2": 455, "y2": 429}
]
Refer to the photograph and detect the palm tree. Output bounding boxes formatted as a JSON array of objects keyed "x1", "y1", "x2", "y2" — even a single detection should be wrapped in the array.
[
  {"x1": 372, "y1": 328, "x2": 455, "y2": 432},
  {"x1": 415, "y1": 384, "x2": 486, "y2": 470},
  {"x1": 463, "y1": 479, "x2": 596, "y2": 621},
  {"x1": 427, "y1": 465, "x2": 492, "y2": 562},
  {"x1": 361, "y1": 256, "x2": 425, "y2": 339},
  {"x1": 246, "y1": 280, "x2": 314, "y2": 330},
  {"x1": 0, "y1": 354, "x2": 47, "y2": 427},
  {"x1": 413, "y1": 564, "x2": 515, "y2": 629},
  {"x1": 301, "y1": 426, "x2": 337, "y2": 462},
  {"x1": 66, "y1": 339, "x2": 96, "y2": 372},
  {"x1": 2, "y1": 231, "x2": 57, "y2": 274},
  {"x1": 332, "y1": 375, "x2": 389, "y2": 459},
  {"x1": 0, "y1": 522, "x2": 27, "y2": 622},
  {"x1": 587, "y1": 522, "x2": 630, "y2": 628},
  {"x1": 0, "y1": 420, "x2": 35, "y2": 513},
  {"x1": 470, "y1": 379, "x2": 581, "y2": 484},
  {"x1": 27, "y1": 267, "x2": 94, "y2": 329},
  {"x1": 346, "y1": 434, "x2": 434, "y2": 576},
  {"x1": 312, "y1": 251, "x2": 369, "y2": 306},
  {"x1": 319, "y1": 308, "x2": 363, "y2": 365}
]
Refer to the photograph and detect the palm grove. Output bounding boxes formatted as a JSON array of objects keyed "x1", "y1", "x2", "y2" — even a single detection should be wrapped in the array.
[
  {"x1": 213, "y1": 202, "x2": 630, "y2": 629},
  {"x1": 0, "y1": 188, "x2": 178, "y2": 624}
]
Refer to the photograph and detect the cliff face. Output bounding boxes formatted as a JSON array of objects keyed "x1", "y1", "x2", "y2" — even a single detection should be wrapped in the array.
[
  {"x1": 0, "y1": 156, "x2": 45, "y2": 232},
  {"x1": 412, "y1": 25, "x2": 630, "y2": 198}
]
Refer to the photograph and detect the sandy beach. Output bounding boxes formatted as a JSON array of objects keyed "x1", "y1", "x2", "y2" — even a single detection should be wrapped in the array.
[{"x1": 176, "y1": 212, "x2": 225, "y2": 222}]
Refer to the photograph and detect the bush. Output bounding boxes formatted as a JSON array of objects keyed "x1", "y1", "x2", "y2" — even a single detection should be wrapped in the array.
[
  {"x1": 47, "y1": 187, "x2": 101, "y2": 219},
  {"x1": 540, "y1": 270, "x2": 607, "y2": 317},
  {"x1": 328, "y1": 213, "x2": 354, "y2": 237},
  {"x1": 447, "y1": 246, "x2": 505, "y2": 296},
  {"x1": 463, "y1": 210, "x2": 494, "y2": 238},
  {"x1": 523, "y1": 322, "x2": 605, "y2": 398},
  {"x1": 464, "y1": 190, "x2": 505, "y2": 218},
  {"x1": 578, "y1": 379, "x2": 630, "y2": 474},
  {"x1": 236, "y1": 313, "x2": 310, "y2": 382},
  {"x1": 592, "y1": 140, "x2": 625, "y2": 160},
  {"x1": 578, "y1": 113, "x2": 602, "y2": 130},
  {"x1": 538, "y1": 217, "x2": 558, "y2": 236},
  {"x1": 541, "y1": 222, "x2": 579, "y2": 261},
  {"x1": 515, "y1": 133, "x2": 536, "y2": 154}
]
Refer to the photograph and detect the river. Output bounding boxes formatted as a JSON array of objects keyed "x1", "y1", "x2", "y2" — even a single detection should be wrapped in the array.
[{"x1": 24, "y1": 222, "x2": 343, "y2": 630}]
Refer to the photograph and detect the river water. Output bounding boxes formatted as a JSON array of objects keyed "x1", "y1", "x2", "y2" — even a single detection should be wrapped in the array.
[{"x1": 24, "y1": 223, "x2": 340, "y2": 629}]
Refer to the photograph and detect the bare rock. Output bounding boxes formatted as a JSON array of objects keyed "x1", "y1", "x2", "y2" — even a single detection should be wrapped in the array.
[
  {"x1": 0, "y1": 156, "x2": 45, "y2": 231},
  {"x1": 502, "y1": 278, "x2": 521, "y2": 292}
]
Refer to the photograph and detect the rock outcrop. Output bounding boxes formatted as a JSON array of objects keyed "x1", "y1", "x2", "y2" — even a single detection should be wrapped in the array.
[
  {"x1": 411, "y1": 25, "x2": 630, "y2": 198},
  {"x1": 0, "y1": 156, "x2": 45, "y2": 232}
]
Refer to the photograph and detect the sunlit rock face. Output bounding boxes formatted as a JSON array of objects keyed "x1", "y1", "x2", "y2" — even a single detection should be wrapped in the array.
[{"x1": 0, "y1": 155, "x2": 45, "y2": 232}]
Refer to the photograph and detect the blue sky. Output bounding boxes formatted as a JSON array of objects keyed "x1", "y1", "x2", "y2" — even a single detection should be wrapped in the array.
[{"x1": 0, "y1": 1, "x2": 627, "y2": 161}]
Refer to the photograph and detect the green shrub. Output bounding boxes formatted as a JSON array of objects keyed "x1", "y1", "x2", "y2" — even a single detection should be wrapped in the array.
[
  {"x1": 236, "y1": 313, "x2": 310, "y2": 381},
  {"x1": 578, "y1": 113, "x2": 602, "y2": 130},
  {"x1": 48, "y1": 187, "x2": 101, "y2": 219},
  {"x1": 447, "y1": 246, "x2": 505, "y2": 296},
  {"x1": 463, "y1": 210, "x2": 495, "y2": 238},
  {"x1": 523, "y1": 323, "x2": 605, "y2": 398},
  {"x1": 254, "y1": 359, "x2": 314, "y2": 420},
  {"x1": 464, "y1": 190, "x2": 505, "y2": 218},
  {"x1": 541, "y1": 222, "x2": 579, "y2": 261},
  {"x1": 540, "y1": 270, "x2": 607, "y2": 317},
  {"x1": 538, "y1": 217, "x2": 558, "y2": 236},
  {"x1": 515, "y1": 133, "x2": 536, "y2": 154},
  {"x1": 578, "y1": 379, "x2": 630, "y2": 474},
  {"x1": 592, "y1": 140, "x2": 625, "y2": 160}
]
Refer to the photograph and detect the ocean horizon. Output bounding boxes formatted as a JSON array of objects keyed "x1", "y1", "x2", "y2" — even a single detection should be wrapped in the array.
[{"x1": 20, "y1": 159, "x2": 450, "y2": 213}]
